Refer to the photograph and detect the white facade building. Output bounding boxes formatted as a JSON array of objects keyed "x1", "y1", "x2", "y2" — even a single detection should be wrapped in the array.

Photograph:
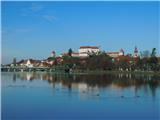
[
  {"x1": 107, "y1": 49, "x2": 124, "y2": 58},
  {"x1": 71, "y1": 52, "x2": 79, "y2": 57},
  {"x1": 26, "y1": 59, "x2": 34, "y2": 68},
  {"x1": 78, "y1": 46, "x2": 100, "y2": 57}
]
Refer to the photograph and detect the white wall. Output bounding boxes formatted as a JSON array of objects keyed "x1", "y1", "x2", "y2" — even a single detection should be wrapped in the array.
[
  {"x1": 79, "y1": 53, "x2": 88, "y2": 57},
  {"x1": 78, "y1": 48, "x2": 99, "y2": 53}
]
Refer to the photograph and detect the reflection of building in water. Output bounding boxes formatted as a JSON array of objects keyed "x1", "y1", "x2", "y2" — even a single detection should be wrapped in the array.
[
  {"x1": 71, "y1": 82, "x2": 100, "y2": 98},
  {"x1": 87, "y1": 86, "x2": 100, "y2": 95},
  {"x1": 40, "y1": 74, "x2": 43, "y2": 80},
  {"x1": 71, "y1": 83, "x2": 79, "y2": 90},
  {"x1": 118, "y1": 73, "x2": 123, "y2": 78},
  {"x1": 11, "y1": 72, "x2": 160, "y2": 99},
  {"x1": 73, "y1": 83, "x2": 100, "y2": 99},
  {"x1": 78, "y1": 83, "x2": 88, "y2": 92},
  {"x1": 26, "y1": 73, "x2": 33, "y2": 80},
  {"x1": 13, "y1": 73, "x2": 17, "y2": 81}
]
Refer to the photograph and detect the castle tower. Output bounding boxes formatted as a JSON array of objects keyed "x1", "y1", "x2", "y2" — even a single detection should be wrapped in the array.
[
  {"x1": 119, "y1": 48, "x2": 124, "y2": 56},
  {"x1": 51, "y1": 51, "x2": 56, "y2": 57},
  {"x1": 133, "y1": 46, "x2": 138, "y2": 58}
]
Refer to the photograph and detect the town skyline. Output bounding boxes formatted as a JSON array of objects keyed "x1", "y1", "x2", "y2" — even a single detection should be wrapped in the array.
[
  {"x1": 3, "y1": 45, "x2": 157, "y2": 66},
  {"x1": 2, "y1": 1, "x2": 159, "y2": 64}
]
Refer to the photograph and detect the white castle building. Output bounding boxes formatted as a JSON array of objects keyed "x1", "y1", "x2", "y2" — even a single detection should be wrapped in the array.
[
  {"x1": 71, "y1": 46, "x2": 100, "y2": 57},
  {"x1": 106, "y1": 49, "x2": 124, "y2": 58},
  {"x1": 79, "y1": 46, "x2": 100, "y2": 57}
]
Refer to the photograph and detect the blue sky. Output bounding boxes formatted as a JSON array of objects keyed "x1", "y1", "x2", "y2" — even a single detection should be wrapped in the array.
[{"x1": 2, "y1": 1, "x2": 159, "y2": 64}]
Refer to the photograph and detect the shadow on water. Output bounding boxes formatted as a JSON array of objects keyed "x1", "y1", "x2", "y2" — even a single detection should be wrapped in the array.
[
  {"x1": 5, "y1": 72, "x2": 160, "y2": 99},
  {"x1": 2, "y1": 72, "x2": 160, "y2": 120}
]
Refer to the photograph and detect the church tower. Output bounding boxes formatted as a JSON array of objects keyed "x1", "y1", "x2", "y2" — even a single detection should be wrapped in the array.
[
  {"x1": 133, "y1": 46, "x2": 138, "y2": 58},
  {"x1": 51, "y1": 51, "x2": 56, "y2": 57},
  {"x1": 119, "y1": 48, "x2": 124, "y2": 56}
]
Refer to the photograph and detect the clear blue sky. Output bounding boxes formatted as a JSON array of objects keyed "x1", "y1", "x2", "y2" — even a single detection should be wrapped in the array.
[{"x1": 2, "y1": 1, "x2": 159, "y2": 64}]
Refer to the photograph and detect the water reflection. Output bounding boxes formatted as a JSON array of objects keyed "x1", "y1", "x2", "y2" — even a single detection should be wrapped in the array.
[{"x1": 9, "y1": 72, "x2": 160, "y2": 99}]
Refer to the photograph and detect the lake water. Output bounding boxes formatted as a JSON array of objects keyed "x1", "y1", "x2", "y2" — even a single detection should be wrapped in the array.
[{"x1": 2, "y1": 72, "x2": 160, "y2": 120}]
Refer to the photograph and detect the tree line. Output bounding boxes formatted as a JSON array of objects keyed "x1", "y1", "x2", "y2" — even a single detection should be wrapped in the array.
[{"x1": 60, "y1": 48, "x2": 160, "y2": 72}]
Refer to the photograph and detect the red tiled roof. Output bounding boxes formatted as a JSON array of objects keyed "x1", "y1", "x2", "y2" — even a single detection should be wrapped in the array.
[
  {"x1": 62, "y1": 53, "x2": 69, "y2": 56},
  {"x1": 28, "y1": 59, "x2": 41, "y2": 64},
  {"x1": 80, "y1": 46, "x2": 99, "y2": 49},
  {"x1": 115, "y1": 55, "x2": 133, "y2": 62},
  {"x1": 17, "y1": 59, "x2": 41, "y2": 65},
  {"x1": 17, "y1": 60, "x2": 24, "y2": 64},
  {"x1": 107, "y1": 52, "x2": 119, "y2": 54},
  {"x1": 72, "y1": 52, "x2": 79, "y2": 55},
  {"x1": 40, "y1": 62, "x2": 50, "y2": 66}
]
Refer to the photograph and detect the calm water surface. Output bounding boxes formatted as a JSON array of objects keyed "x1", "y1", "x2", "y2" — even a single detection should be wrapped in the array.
[{"x1": 2, "y1": 72, "x2": 160, "y2": 120}]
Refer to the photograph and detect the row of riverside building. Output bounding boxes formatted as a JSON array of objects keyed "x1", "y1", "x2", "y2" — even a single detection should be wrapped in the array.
[
  {"x1": 6, "y1": 46, "x2": 139, "y2": 68},
  {"x1": 60, "y1": 46, "x2": 138, "y2": 58}
]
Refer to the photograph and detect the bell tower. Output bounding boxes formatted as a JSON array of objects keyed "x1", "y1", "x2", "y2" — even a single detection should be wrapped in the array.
[
  {"x1": 51, "y1": 51, "x2": 56, "y2": 57},
  {"x1": 119, "y1": 48, "x2": 124, "y2": 56},
  {"x1": 133, "y1": 46, "x2": 138, "y2": 58}
]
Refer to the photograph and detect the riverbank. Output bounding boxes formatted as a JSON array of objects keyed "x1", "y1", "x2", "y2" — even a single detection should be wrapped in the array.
[
  {"x1": 2, "y1": 69, "x2": 160, "y2": 76},
  {"x1": 69, "y1": 70, "x2": 160, "y2": 76}
]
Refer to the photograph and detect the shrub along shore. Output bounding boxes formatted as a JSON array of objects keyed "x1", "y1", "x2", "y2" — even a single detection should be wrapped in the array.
[{"x1": 61, "y1": 50, "x2": 160, "y2": 73}]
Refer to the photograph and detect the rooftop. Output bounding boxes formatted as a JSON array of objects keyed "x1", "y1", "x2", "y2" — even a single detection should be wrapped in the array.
[
  {"x1": 80, "y1": 46, "x2": 99, "y2": 49},
  {"x1": 107, "y1": 52, "x2": 119, "y2": 54}
]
